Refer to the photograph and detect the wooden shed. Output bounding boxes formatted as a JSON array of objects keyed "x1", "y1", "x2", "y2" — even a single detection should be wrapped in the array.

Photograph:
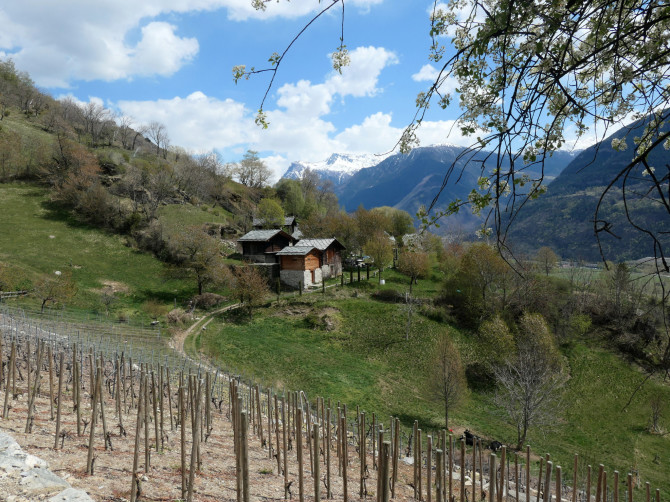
[
  {"x1": 296, "y1": 238, "x2": 345, "y2": 279},
  {"x1": 276, "y1": 246, "x2": 323, "y2": 287}
]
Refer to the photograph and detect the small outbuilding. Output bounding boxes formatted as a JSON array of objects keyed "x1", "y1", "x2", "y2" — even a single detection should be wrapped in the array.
[
  {"x1": 296, "y1": 238, "x2": 346, "y2": 279},
  {"x1": 238, "y1": 229, "x2": 298, "y2": 264},
  {"x1": 276, "y1": 246, "x2": 323, "y2": 288}
]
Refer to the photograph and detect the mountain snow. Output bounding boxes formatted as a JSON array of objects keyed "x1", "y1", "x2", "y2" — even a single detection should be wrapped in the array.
[{"x1": 282, "y1": 152, "x2": 394, "y2": 184}]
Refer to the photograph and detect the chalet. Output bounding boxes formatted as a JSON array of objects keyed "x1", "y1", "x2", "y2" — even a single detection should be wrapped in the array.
[
  {"x1": 276, "y1": 246, "x2": 323, "y2": 287},
  {"x1": 252, "y1": 216, "x2": 300, "y2": 237},
  {"x1": 238, "y1": 229, "x2": 297, "y2": 264},
  {"x1": 296, "y1": 238, "x2": 346, "y2": 279}
]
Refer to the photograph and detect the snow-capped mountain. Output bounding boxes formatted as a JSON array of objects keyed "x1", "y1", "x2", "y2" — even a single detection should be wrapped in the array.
[{"x1": 282, "y1": 152, "x2": 393, "y2": 185}]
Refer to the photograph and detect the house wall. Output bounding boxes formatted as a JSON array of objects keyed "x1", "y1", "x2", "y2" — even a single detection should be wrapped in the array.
[
  {"x1": 280, "y1": 268, "x2": 322, "y2": 288},
  {"x1": 321, "y1": 249, "x2": 342, "y2": 279}
]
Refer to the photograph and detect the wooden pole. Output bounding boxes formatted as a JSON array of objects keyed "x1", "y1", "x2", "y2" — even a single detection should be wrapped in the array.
[
  {"x1": 543, "y1": 461, "x2": 553, "y2": 502},
  {"x1": 180, "y1": 386, "x2": 187, "y2": 500},
  {"x1": 490, "y1": 454, "x2": 497, "y2": 502},
  {"x1": 241, "y1": 411, "x2": 250, "y2": 502},
  {"x1": 283, "y1": 396, "x2": 289, "y2": 499},
  {"x1": 342, "y1": 415, "x2": 348, "y2": 502},
  {"x1": 436, "y1": 449, "x2": 443, "y2": 502},
  {"x1": 314, "y1": 423, "x2": 321, "y2": 502},
  {"x1": 130, "y1": 374, "x2": 144, "y2": 502},
  {"x1": 380, "y1": 442, "x2": 390, "y2": 502},
  {"x1": 297, "y1": 407, "x2": 305, "y2": 502},
  {"x1": 48, "y1": 345, "x2": 54, "y2": 420},
  {"x1": 596, "y1": 465, "x2": 604, "y2": 502},
  {"x1": 187, "y1": 378, "x2": 202, "y2": 502},
  {"x1": 427, "y1": 435, "x2": 433, "y2": 502},
  {"x1": 54, "y1": 351, "x2": 64, "y2": 449},
  {"x1": 526, "y1": 446, "x2": 531, "y2": 502},
  {"x1": 327, "y1": 407, "x2": 332, "y2": 498},
  {"x1": 86, "y1": 366, "x2": 100, "y2": 475}
]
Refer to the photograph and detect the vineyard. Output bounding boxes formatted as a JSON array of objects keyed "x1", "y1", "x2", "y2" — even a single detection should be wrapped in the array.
[{"x1": 0, "y1": 305, "x2": 665, "y2": 502}]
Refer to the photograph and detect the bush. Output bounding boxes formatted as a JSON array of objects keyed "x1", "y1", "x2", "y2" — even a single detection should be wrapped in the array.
[
  {"x1": 167, "y1": 308, "x2": 191, "y2": 325},
  {"x1": 372, "y1": 288, "x2": 402, "y2": 302},
  {"x1": 192, "y1": 293, "x2": 226, "y2": 309},
  {"x1": 419, "y1": 303, "x2": 450, "y2": 323}
]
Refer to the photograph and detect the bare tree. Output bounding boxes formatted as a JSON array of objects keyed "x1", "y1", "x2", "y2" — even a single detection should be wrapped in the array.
[
  {"x1": 232, "y1": 265, "x2": 270, "y2": 319},
  {"x1": 429, "y1": 334, "x2": 466, "y2": 429},
  {"x1": 494, "y1": 312, "x2": 566, "y2": 449},
  {"x1": 146, "y1": 121, "x2": 169, "y2": 157},
  {"x1": 233, "y1": 150, "x2": 271, "y2": 188}
]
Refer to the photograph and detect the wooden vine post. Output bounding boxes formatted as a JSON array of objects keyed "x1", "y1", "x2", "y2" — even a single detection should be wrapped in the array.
[
  {"x1": 187, "y1": 378, "x2": 202, "y2": 502},
  {"x1": 130, "y1": 372, "x2": 144, "y2": 502},
  {"x1": 379, "y1": 441, "x2": 390, "y2": 502},
  {"x1": 54, "y1": 351, "x2": 64, "y2": 449},
  {"x1": 313, "y1": 423, "x2": 320, "y2": 502},
  {"x1": 297, "y1": 407, "x2": 304, "y2": 502}
]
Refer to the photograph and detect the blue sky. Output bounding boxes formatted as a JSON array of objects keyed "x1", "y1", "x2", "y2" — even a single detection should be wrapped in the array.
[{"x1": 0, "y1": 1, "x2": 591, "y2": 180}]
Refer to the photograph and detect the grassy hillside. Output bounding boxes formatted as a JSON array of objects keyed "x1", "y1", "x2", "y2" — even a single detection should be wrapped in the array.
[
  {"x1": 0, "y1": 182, "x2": 196, "y2": 318},
  {"x1": 196, "y1": 270, "x2": 670, "y2": 496}
]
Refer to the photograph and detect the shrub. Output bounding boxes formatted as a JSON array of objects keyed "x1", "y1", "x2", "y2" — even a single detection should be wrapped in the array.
[{"x1": 372, "y1": 288, "x2": 401, "y2": 302}]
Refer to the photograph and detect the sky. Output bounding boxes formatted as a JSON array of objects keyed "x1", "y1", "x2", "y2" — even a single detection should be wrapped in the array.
[{"x1": 0, "y1": 0, "x2": 593, "y2": 181}]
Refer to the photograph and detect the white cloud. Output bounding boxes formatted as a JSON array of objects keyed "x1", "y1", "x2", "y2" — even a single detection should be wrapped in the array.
[
  {"x1": 112, "y1": 43, "x2": 471, "y2": 182},
  {"x1": 131, "y1": 22, "x2": 199, "y2": 77},
  {"x1": 0, "y1": 0, "x2": 383, "y2": 87},
  {"x1": 412, "y1": 64, "x2": 440, "y2": 82},
  {"x1": 118, "y1": 91, "x2": 253, "y2": 150}
]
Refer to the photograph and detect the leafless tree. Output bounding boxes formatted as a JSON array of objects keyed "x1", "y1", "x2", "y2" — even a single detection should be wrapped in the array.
[
  {"x1": 146, "y1": 121, "x2": 169, "y2": 157},
  {"x1": 233, "y1": 150, "x2": 271, "y2": 188},
  {"x1": 494, "y1": 313, "x2": 567, "y2": 449},
  {"x1": 429, "y1": 334, "x2": 466, "y2": 429}
]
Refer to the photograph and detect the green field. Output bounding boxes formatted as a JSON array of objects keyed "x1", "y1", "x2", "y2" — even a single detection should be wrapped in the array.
[
  {"x1": 0, "y1": 182, "x2": 194, "y2": 318},
  {"x1": 197, "y1": 277, "x2": 670, "y2": 496}
]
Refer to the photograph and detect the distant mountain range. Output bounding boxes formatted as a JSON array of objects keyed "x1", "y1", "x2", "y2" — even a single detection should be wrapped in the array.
[
  {"x1": 283, "y1": 152, "x2": 395, "y2": 185},
  {"x1": 282, "y1": 144, "x2": 579, "y2": 233},
  {"x1": 507, "y1": 118, "x2": 670, "y2": 261}
]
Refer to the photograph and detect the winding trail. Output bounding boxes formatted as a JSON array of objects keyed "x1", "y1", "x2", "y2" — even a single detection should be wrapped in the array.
[{"x1": 170, "y1": 302, "x2": 241, "y2": 358}]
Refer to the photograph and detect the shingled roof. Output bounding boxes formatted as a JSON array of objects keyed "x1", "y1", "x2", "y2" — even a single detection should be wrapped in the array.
[
  {"x1": 297, "y1": 238, "x2": 345, "y2": 251},
  {"x1": 276, "y1": 246, "x2": 318, "y2": 256},
  {"x1": 238, "y1": 229, "x2": 294, "y2": 242}
]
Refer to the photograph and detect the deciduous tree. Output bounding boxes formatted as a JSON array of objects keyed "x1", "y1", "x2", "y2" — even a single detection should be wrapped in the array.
[
  {"x1": 34, "y1": 270, "x2": 78, "y2": 313},
  {"x1": 170, "y1": 226, "x2": 226, "y2": 295},
  {"x1": 536, "y1": 247, "x2": 559, "y2": 277},
  {"x1": 397, "y1": 249, "x2": 429, "y2": 293},
  {"x1": 363, "y1": 231, "x2": 393, "y2": 283},
  {"x1": 494, "y1": 312, "x2": 566, "y2": 449},
  {"x1": 233, "y1": 150, "x2": 271, "y2": 188},
  {"x1": 256, "y1": 198, "x2": 285, "y2": 228},
  {"x1": 429, "y1": 333, "x2": 466, "y2": 429},
  {"x1": 232, "y1": 265, "x2": 269, "y2": 318}
]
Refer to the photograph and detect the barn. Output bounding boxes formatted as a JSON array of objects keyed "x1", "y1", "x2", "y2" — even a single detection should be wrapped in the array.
[{"x1": 276, "y1": 246, "x2": 323, "y2": 288}]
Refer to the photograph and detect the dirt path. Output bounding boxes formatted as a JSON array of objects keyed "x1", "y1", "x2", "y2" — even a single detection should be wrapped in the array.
[{"x1": 169, "y1": 302, "x2": 241, "y2": 357}]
